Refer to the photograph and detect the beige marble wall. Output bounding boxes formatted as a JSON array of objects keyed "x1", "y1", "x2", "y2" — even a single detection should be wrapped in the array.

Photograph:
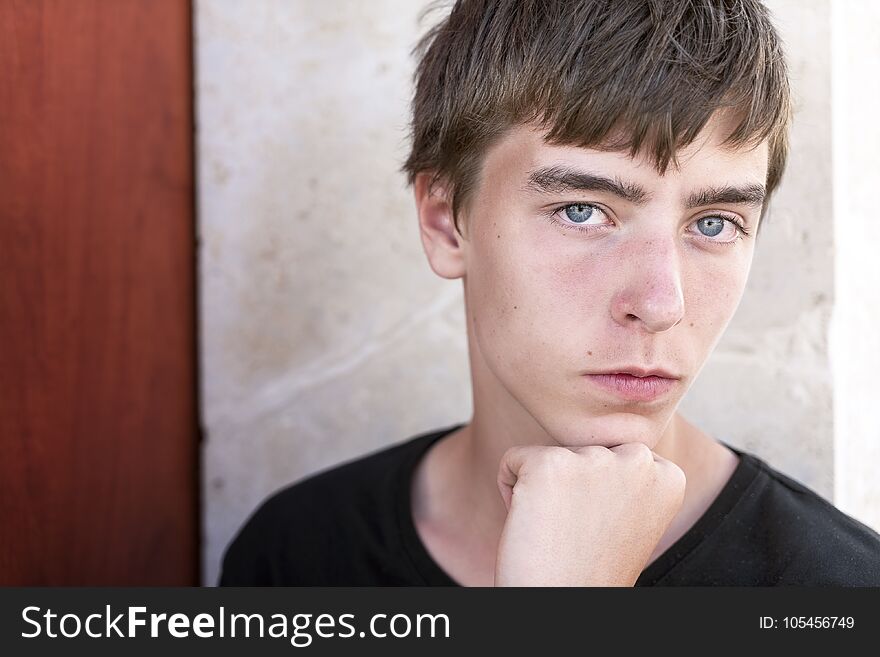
[
  {"x1": 830, "y1": 0, "x2": 880, "y2": 533},
  {"x1": 196, "y1": 0, "x2": 877, "y2": 586},
  {"x1": 196, "y1": 0, "x2": 470, "y2": 587}
]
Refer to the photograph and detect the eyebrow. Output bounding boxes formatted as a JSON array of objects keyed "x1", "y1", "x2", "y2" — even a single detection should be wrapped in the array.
[
  {"x1": 524, "y1": 165, "x2": 766, "y2": 209},
  {"x1": 685, "y1": 184, "x2": 766, "y2": 209},
  {"x1": 524, "y1": 166, "x2": 650, "y2": 204}
]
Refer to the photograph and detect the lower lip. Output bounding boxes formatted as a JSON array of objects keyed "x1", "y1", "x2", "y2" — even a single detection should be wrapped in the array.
[{"x1": 584, "y1": 373, "x2": 679, "y2": 402}]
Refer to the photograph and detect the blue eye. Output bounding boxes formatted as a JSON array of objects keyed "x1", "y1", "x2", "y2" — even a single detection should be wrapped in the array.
[
  {"x1": 546, "y1": 203, "x2": 750, "y2": 246},
  {"x1": 564, "y1": 204, "x2": 598, "y2": 223},
  {"x1": 696, "y1": 216, "x2": 725, "y2": 237}
]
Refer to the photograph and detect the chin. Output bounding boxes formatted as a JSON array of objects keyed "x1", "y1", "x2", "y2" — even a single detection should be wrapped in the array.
[{"x1": 544, "y1": 408, "x2": 670, "y2": 450}]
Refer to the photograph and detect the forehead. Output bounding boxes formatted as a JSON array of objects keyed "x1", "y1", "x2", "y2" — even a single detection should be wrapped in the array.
[{"x1": 478, "y1": 116, "x2": 770, "y2": 199}]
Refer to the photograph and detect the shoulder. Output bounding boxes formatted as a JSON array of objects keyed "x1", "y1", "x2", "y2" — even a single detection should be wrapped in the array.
[
  {"x1": 744, "y1": 454, "x2": 880, "y2": 586},
  {"x1": 217, "y1": 426, "x2": 452, "y2": 585}
]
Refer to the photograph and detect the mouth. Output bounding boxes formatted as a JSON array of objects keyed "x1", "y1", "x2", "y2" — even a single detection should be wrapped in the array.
[{"x1": 582, "y1": 372, "x2": 680, "y2": 402}]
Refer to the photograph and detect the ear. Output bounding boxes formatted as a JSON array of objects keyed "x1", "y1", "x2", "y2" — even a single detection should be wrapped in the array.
[{"x1": 413, "y1": 172, "x2": 467, "y2": 280}]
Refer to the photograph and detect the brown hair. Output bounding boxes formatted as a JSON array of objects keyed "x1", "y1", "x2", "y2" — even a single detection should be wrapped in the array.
[{"x1": 401, "y1": 0, "x2": 792, "y2": 237}]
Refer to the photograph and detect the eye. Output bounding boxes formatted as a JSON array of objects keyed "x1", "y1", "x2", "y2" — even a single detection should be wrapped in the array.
[
  {"x1": 692, "y1": 214, "x2": 751, "y2": 245},
  {"x1": 544, "y1": 203, "x2": 614, "y2": 233},
  {"x1": 696, "y1": 217, "x2": 726, "y2": 237},
  {"x1": 563, "y1": 203, "x2": 603, "y2": 224}
]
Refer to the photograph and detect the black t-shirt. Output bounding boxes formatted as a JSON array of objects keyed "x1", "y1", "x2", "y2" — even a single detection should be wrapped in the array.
[{"x1": 218, "y1": 422, "x2": 880, "y2": 586}]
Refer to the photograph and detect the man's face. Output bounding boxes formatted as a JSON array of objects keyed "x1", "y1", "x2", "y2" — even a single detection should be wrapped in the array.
[{"x1": 458, "y1": 114, "x2": 768, "y2": 448}]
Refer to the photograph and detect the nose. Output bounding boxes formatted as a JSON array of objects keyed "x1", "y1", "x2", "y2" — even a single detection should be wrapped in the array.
[{"x1": 611, "y1": 238, "x2": 685, "y2": 333}]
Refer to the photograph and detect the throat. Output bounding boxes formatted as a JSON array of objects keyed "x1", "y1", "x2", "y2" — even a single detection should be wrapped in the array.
[{"x1": 410, "y1": 425, "x2": 502, "y2": 587}]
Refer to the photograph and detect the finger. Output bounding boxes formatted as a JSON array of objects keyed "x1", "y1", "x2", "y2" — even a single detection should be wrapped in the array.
[
  {"x1": 607, "y1": 441, "x2": 654, "y2": 461},
  {"x1": 650, "y1": 450, "x2": 679, "y2": 468},
  {"x1": 496, "y1": 445, "x2": 559, "y2": 511},
  {"x1": 496, "y1": 446, "x2": 531, "y2": 512},
  {"x1": 654, "y1": 455, "x2": 687, "y2": 482}
]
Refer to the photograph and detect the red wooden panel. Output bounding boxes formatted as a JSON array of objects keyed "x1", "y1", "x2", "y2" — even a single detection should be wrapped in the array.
[{"x1": 0, "y1": 0, "x2": 197, "y2": 584}]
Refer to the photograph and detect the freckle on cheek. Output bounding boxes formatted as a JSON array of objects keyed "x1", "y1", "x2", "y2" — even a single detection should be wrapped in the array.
[
  {"x1": 588, "y1": 351, "x2": 593, "y2": 355},
  {"x1": 690, "y1": 322, "x2": 694, "y2": 327}
]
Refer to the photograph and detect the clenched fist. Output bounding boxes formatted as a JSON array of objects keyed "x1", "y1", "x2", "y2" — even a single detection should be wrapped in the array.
[{"x1": 494, "y1": 442, "x2": 686, "y2": 587}]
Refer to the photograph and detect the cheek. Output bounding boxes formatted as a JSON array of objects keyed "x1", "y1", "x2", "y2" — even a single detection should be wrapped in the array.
[
  {"x1": 467, "y1": 228, "x2": 612, "y2": 371},
  {"x1": 469, "y1": 223, "x2": 585, "y2": 323},
  {"x1": 680, "y1": 255, "x2": 752, "y2": 340},
  {"x1": 466, "y1": 232, "x2": 540, "y2": 371},
  {"x1": 545, "y1": 247, "x2": 620, "y2": 313}
]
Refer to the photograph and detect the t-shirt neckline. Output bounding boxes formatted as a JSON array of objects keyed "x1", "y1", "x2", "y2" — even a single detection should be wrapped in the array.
[{"x1": 395, "y1": 422, "x2": 763, "y2": 586}]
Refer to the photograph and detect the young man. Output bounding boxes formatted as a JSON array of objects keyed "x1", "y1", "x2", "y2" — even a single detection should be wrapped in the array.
[{"x1": 219, "y1": 0, "x2": 880, "y2": 586}]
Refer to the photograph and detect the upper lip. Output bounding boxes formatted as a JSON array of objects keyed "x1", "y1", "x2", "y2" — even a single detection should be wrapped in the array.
[{"x1": 587, "y1": 367, "x2": 681, "y2": 379}]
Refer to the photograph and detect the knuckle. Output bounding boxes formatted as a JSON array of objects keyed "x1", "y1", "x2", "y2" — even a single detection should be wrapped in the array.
[
  {"x1": 515, "y1": 446, "x2": 572, "y2": 479},
  {"x1": 633, "y1": 442, "x2": 653, "y2": 459},
  {"x1": 659, "y1": 460, "x2": 687, "y2": 491},
  {"x1": 613, "y1": 441, "x2": 651, "y2": 456},
  {"x1": 618, "y1": 441, "x2": 654, "y2": 465},
  {"x1": 540, "y1": 446, "x2": 574, "y2": 470},
  {"x1": 500, "y1": 445, "x2": 523, "y2": 464},
  {"x1": 573, "y1": 445, "x2": 613, "y2": 471},
  {"x1": 575, "y1": 444, "x2": 610, "y2": 460}
]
